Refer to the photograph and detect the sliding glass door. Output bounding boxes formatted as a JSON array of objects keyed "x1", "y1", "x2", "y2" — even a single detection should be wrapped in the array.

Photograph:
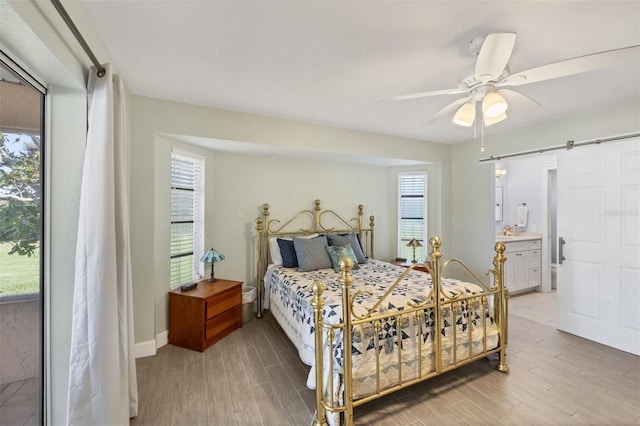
[{"x1": 0, "y1": 57, "x2": 44, "y2": 425}]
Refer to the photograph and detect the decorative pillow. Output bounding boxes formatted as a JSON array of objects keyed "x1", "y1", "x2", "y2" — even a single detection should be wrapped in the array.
[
  {"x1": 327, "y1": 233, "x2": 367, "y2": 264},
  {"x1": 293, "y1": 235, "x2": 332, "y2": 272},
  {"x1": 277, "y1": 238, "x2": 298, "y2": 268},
  {"x1": 326, "y1": 245, "x2": 361, "y2": 273}
]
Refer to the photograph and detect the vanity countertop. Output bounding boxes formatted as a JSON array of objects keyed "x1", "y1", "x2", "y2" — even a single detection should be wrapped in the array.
[{"x1": 495, "y1": 232, "x2": 543, "y2": 243}]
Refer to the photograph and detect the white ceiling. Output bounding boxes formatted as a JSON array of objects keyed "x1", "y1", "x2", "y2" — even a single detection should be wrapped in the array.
[{"x1": 80, "y1": 1, "x2": 640, "y2": 145}]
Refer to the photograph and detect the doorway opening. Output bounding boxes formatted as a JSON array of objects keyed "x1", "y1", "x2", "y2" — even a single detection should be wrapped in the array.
[{"x1": 492, "y1": 155, "x2": 557, "y2": 321}]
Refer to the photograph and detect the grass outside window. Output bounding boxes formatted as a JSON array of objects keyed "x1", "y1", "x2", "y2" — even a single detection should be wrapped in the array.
[{"x1": 0, "y1": 243, "x2": 39, "y2": 296}]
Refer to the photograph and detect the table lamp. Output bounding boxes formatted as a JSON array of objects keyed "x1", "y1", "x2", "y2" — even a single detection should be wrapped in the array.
[
  {"x1": 406, "y1": 238, "x2": 422, "y2": 263},
  {"x1": 200, "y1": 248, "x2": 225, "y2": 282}
]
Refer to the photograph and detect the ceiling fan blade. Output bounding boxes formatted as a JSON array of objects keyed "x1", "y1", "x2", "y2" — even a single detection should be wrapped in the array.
[
  {"x1": 425, "y1": 96, "x2": 472, "y2": 124},
  {"x1": 475, "y1": 33, "x2": 517, "y2": 83},
  {"x1": 504, "y1": 45, "x2": 640, "y2": 87},
  {"x1": 380, "y1": 87, "x2": 469, "y2": 101},
  {"x1": 498, "y1": 89, "x2": 542, "y2": 110}
]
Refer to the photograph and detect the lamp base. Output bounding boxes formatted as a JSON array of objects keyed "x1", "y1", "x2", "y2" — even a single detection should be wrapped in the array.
[{"x1": 209, "y1": 264, "x2": 217, "y2": 282}]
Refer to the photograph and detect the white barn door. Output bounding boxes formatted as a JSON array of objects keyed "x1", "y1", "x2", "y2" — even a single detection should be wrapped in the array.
[{"x1": 557, "y1": 137, "x2": 639, "y2": 355}]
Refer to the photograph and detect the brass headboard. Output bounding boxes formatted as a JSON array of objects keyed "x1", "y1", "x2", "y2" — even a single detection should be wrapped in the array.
[{"x1": 254, "y1": 199, "x2": 375, "y2": 317}]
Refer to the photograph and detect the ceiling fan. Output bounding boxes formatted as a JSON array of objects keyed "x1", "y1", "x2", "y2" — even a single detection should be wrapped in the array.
[{"x1": 383, "y1": 33, "x2": 640, "y2": 127}]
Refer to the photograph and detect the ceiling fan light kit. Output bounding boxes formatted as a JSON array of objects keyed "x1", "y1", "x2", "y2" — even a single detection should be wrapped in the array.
[
  {"x1": 484, "y1": 112, "x2": 507, "y2": 126},
  {"x1": 482, "y1": 91, "x2": 508, "y2": 118},
  {"x1": 452, "y1": 102, "x2": 475, "y2": 126}
]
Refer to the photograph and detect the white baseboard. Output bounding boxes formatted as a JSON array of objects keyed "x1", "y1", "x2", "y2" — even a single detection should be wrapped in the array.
[
  {"x1": 156, "y1": 329, "x2": 168, "y2": 349},
  {"x1": 135, "y1": 340, "x2": 156, "y2": 359},
  {"x1": 135, "y1": 329, "x2": 169, "y2": 359}
]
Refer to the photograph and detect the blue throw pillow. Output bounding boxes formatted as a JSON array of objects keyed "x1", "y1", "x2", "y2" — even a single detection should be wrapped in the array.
[
  {"x1": 293, "y1": 235, "x2": 332, "y2": 272},
  {"x1": 277, "y1": 238, "x2": 297, "y2": 268},
  {"x1": 326, "y1": 245, "x2": 361, "y2": 273}
]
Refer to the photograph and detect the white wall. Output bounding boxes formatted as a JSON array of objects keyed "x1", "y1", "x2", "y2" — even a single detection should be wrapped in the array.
[
  {"x1": 46, "y1": 87, "x2": 87, "y2": 425},
  {"x1": 130, "y1": 95, "x2": 454, "y2": 349}
]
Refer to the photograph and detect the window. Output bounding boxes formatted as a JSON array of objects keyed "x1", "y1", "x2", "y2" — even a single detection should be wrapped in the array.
[
  {"x1": 398, "y1": 173, "x2": 427, "y2": 261},
  {"x1": 170, "y1": 150, "x2": 204, "y2": 287}
]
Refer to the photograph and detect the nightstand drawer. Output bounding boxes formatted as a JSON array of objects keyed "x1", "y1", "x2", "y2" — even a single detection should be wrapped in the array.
[
  {"x1": 205, "y1": 305, "x2": 241, "y2": 341},
  {"x1": 206, "y1": 287, "x2": 241, "y2": 319}
]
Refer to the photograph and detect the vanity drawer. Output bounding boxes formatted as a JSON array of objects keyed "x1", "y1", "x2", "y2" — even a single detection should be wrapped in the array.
[
  {"x1": 504, "y1": 241, "x2": 529, "y2": 253},
  {"x1": 528, "y1": 240, "x2": 542, "y2": 250},
  {"x1": 528, "y1": 250, "x2": 541, "y2": 268}
]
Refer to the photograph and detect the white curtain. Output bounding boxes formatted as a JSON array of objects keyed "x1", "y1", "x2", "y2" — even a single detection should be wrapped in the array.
[{"x1": 67, "y1": 64, "x2": 138, "y2": 425}]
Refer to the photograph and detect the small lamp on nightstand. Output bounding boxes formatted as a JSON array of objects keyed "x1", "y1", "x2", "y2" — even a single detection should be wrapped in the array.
[
  {"x1": 200, "y1": 248, "x2": 225, "y2": 282},
  {"x1": 406, "y1": 238, "x2": 422, "y2": 264}
]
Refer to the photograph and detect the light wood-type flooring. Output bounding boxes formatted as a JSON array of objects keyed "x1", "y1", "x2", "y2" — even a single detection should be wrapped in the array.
[{"x1": 131, "y1": 291, "x2": 639, "y2": 425}]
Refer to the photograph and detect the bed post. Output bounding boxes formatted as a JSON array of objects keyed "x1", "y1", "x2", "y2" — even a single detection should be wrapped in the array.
[
  {"x1": 256, "y1": 203, "x2": 270, "y2": 318},
  {"x1": 428, "y1": 236, "x2": 443, "y2": 373},
  {"x1": 493, "y1": 242, "x2": 509, "y2": 372},
  {"x1": 368, "y1": 215, "x2": 375, "y2": 260},
  {"x1": 311, "y1": 280, "x2": 327, "y2": 426},
  {"x1": 339, "y1": 257, "x2": 355, "y2": 426},
  {"x1": 255, "y1": 216, "x2": 264, "y2": 318}
]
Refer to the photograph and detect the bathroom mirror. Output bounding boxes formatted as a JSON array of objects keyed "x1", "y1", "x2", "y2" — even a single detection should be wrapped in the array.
[{"x1": 495, "y1": 186, "x2": 503, "y2": 221}]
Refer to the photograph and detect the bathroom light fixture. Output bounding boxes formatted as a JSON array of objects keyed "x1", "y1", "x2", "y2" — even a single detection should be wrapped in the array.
[
  {"x1": 482, "y1": 91, "x2": 508, "y2": 118},
  {"x1": 495, "y1": 169, "x2": 507, "y2": 178}
]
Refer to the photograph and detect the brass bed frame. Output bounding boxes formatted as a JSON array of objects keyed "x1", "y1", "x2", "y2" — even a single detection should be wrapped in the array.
[{"x1": 255, "y1": 200, "x2": 509, "y2": 426}]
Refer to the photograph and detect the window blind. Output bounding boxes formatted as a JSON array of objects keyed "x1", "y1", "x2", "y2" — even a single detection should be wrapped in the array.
[
  {"x1": 398, "y1": 173, "x2": 427, "y2": 260},
  {"x1": 170, "y1": 151, "x2": 204, "y2": 287}
]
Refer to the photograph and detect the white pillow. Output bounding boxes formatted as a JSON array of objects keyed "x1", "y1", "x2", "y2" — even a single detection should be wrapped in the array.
[
  {"x1": 268, "y1": 233, "x2": 319, "y2": 266},
  {"x1": 269, "y1": 237, "x2": 286, "y2": 265}
]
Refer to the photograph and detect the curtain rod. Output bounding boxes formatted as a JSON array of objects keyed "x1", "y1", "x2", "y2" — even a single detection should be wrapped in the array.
[
  {"x1": 478, "y1": 132, "x2": 640, "y2": 163},
  {"x1": 50, "y1": 0, "x2": 105, "y2": 78}
]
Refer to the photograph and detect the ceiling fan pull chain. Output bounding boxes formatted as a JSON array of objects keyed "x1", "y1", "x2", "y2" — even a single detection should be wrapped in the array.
[
  {"x1": 481, "y1": 119, "x2": 485, "y2": 152},
  {"x1": 473, "y1": 114, "x2": 478, "y2": 139}
]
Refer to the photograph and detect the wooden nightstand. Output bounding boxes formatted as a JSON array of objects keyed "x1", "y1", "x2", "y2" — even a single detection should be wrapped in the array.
[
  {"x1": 391, "y1": 259, "x2": 432, "y2": 273},
  {"x1": 168, "y1": 279, "x2": 243, "y2": 352}
]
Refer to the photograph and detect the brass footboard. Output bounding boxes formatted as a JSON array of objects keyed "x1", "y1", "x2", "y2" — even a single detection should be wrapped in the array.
[{"x1": 312, "y1": 236, "x2": 508, "y2": 426}]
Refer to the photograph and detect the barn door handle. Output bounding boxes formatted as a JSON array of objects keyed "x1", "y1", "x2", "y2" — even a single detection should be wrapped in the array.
[{"x1": 559, "y1": 237, "x2": 566, "y2": 264}]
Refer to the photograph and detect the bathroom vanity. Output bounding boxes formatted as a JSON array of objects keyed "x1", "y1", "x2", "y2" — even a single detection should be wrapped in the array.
[{"x1": 496, "y1": 234, "x2": 542, "y2": 294}]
